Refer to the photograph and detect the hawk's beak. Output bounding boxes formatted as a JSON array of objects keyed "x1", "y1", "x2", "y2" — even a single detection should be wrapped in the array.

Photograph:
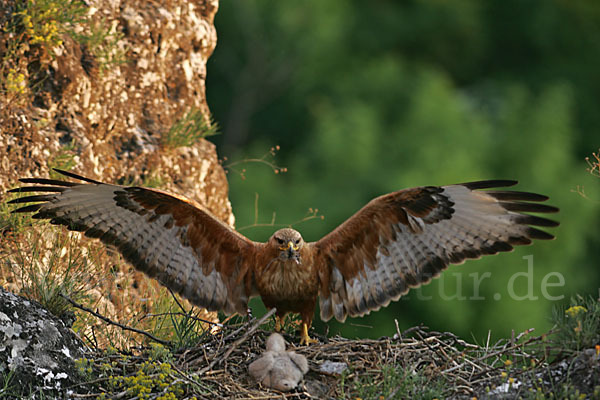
[
  {"x1": 279, "y1": 241, "x2": 299, "y2": 251},
  {"x1": 279, "y1": 241, "x2": 301, "y2": 263}
]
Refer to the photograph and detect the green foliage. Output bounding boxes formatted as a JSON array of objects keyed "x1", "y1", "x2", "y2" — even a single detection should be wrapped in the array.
[
  {"x1": 6, "y1": 229, "x2": 99, "y2": 319},
  {"x1": 208, "y1": 0, "x2": 600, "y2": 341},
  {"x1": 0, "y1": 369, "x2": 17, "y2": 398},
  {"x1": 147, "y1": 292, "x2": 211, "y2": 352},
  {"x1": 48, "y1": 141, "x2": 77, "y2": 179},
  {"x1": 552, "y1": 295, "x2": 600, "y2": 354},
  {"x1": 1, "y1": 1, "x2": 128, "y2": 103},
  {"x1": 0, "y1": 197, "x2": 29, "y2": 237},
  {"x1": 116, "y1": 170, "x2": 166, "y2": 189},
  {"x1": 3, "y1": 67, "x2": 26, "y2": 97},
  {"x1": 141, "y1": 173, "x2": 166, "y2": 189},
  {"x1": 75, "y1": 18, "x2": 127, "y2": 73},
  {"x1": 161, "y1": 109, "x2": 218, "y2": 149},
  {"x1": 0, "y1": 0, "x2": 87, "y2": 102},
  {"x1": 75, "y1": 357, "x2": 94, "y2": 379},
  {"x1": 338, "y1": 364, "x2": 445, "y2": 400},
  {"x1": 165, "y1": 309, "x2": 208, "y2": 351},
  {"x1": 14, "y1": 0, "x2": 86, "y2": 50},
  {"x1": 78, "y1": 353, "x2": 189, "y2": 400},
  {"x1": 148, "y1": 343, "x2": 173, "y2": 363}
]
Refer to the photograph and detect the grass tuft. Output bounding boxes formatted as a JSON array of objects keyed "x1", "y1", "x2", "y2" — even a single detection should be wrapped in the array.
[
  {"x1": 339, "y1": 364, "x2": 445, "y2": 400},
  {"x1": 552, "y1": 295, "x2": 600, "y2": 355},
  {"x1": 161, "y1": 108, "x2": 218, "y2": 149},
  {"x1": 4, "y1": 226, "x2": 102, "y2": 320}
]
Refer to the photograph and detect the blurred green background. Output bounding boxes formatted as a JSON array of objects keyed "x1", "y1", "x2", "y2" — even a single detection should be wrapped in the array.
[{"x1": 205, "y1": 0, "x2": 600, "y2": 342}]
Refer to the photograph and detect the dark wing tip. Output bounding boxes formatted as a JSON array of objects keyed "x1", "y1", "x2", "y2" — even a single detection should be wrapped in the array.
[
  {"x1": 18, "y1": 178, "x2": 79, "y2": 186},
  {"x1": 516, "y1": 214, "x2": 560, "y2": 228},
  {"x1": 499, "y1": 202, "x2": 559, "y2": 214},
  {"x1": 460, "y1": 180, "x2": 519, "y2": 190},
  {"x1": 461, "y1": 181, "x2": 559, "y2": 238},
  {"x1": 7, "y1": 194, "x2": 56, "y2": 204},
  {"x1": 527, "y1": 227, "x2": 556, "y2": 240},
  {"x1": 11, "y1": 204, "x2": 44, "y2": 213},
  {"x1": 52, "y1": 168, "x2": 102, "y2": 184},
  {"x1": 8, "y1": 186, "x2": 66, "y2": 193},
  {"x1": 486, "y1": 190, "x2": 550, "y2": 202}
]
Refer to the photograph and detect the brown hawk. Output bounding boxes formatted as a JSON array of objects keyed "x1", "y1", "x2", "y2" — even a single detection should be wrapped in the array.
[{"x1": 8, "y1": 169, "x2": 559, "y2": 344}]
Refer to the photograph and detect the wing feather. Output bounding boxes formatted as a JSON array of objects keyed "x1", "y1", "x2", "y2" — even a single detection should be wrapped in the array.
[
  {"x1": 314, "y1": 181, "x2": 559, "y2": 322},
  {"x1": 8, "y1": 170, "x2": 258, "y2": 315}
]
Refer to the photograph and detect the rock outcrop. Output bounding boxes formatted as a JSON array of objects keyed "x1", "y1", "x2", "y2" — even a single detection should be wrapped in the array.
[
  {"x1": 0, "y1": 286, "x2": 87, "y2": 398},
  {"x1": 0, "y1": 0, "x2": 226, "y2": 344}
]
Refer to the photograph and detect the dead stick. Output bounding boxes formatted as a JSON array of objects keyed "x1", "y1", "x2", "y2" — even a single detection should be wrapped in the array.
[
  {"x1": 60, "y1": 294, "x2": 169, "y2": 346},
  {"x1": 196, "y1": 308, "x2": 276, "y2": 376}
]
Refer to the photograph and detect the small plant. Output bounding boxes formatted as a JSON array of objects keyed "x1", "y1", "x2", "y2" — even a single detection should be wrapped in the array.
[
  {"x1": 14, "y1": 0, "x2": 87, "y2": 53},
  {"x1": 161, "y1": 108, "x2": 218, "y2": 149},
  {"x1": 148, "y1": 343, "x2": 173, "y2": 363},
  {"x1": 48, "y1": 141, "x2": 77, "y2": 178},
  {"x1": 4, "y1": 68, "x2": 27, "y2": 95},
  {"x1": 6, "y1": 227, "x2": 102, "y2": 320},
  {"x1": 0, "y1": 368, "x2": 17, "y2": 398},
  {"x1": 90, "y1": 355, "x2": 187, "y2": 400},
  {"x1": 0, "y1": 197, "x2": 30, "y2": 238},
  {"x1": 0, "y1": 40, "x2": 31, "y2": 106},
  {"x1": 116, "y1": 170, "x2": 166, "y2": 189},
  {"x1": 147, "y1": 292, "x2": 211, "y2": 351},
  {"x1": 167, "y1": 309, "x2": 209, "y2": 351},
  {"x1": 1, "y1": 0, "x2": 129, "y2": 107},
  {"x1": 140, "y1": 171, "x2": 166, "y2": 189},
  {"x1": 222, "y1": 145, "x2": 287, "y2": 180},
  {"x1": 586, "y1": 149, "x2": 600, "y2": 177},
  {"x1": 76, "y1": 18, "x2": 128, "y2": 73},
  {"x1": 552, "y1": 295, "x2": 600, "y2": 354},
  {"x1": 338, "y1": 364, "x2": 446, "y2": 400},
  {"x1": 75, "y1": 357, "x2": 94, "y2": 379}
]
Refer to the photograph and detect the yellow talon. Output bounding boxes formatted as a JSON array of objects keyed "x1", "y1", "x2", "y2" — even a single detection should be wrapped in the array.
[{"x1": 299, "y1": 323, "x2": 318, "y2": 345}]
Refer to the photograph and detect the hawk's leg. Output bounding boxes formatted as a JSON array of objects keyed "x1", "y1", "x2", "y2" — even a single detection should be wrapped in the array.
[
  {"x1": 274, "y1": 315, "x2": 283, "y2": 332},
  {"x1": 299, "y1": 322, "x2": 318, "y2": 345}
]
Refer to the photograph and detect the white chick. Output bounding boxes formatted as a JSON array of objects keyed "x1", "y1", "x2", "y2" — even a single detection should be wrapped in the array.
[{"x1": 248, "y1": 333, "x2": 309, "y2": 391}]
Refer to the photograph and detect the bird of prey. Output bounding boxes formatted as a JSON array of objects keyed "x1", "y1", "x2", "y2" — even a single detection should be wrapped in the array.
[{"x1": 7, "y1": 169, "x2": 559, "y2": 345}]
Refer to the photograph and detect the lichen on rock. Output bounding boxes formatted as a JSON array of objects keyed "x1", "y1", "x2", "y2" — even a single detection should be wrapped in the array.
[{"x1": 0, "y1": 286, "x2": 87, "y2": 397}]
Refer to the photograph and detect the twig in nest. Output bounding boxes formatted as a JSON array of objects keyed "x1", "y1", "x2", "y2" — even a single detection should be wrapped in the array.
[
  {"x1": 196, "y1": 308, "x2": 277, "y2": 376},
  {"x1": 60, "y1": 293, "x2": 170, "y2": 346}
]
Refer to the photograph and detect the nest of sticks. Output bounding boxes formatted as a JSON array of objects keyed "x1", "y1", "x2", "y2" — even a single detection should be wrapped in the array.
[{"x1": 66, "y1": 305, "x2": 600, "y2": 400}]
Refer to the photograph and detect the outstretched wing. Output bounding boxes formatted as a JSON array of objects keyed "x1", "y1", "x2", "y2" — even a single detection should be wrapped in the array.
[
  {"x1": 8, "y1": 169, "x2": 259, "y2": 315},
  {"x1": 314, "y1": 180, "x2": 559, "y2": 323}
]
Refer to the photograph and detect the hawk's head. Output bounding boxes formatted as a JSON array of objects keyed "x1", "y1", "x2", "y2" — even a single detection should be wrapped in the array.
[{"x1": 270, "y1": 228, "x2": 304, "y2": 264}]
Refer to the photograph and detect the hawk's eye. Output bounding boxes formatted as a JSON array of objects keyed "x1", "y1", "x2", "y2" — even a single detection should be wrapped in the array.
[
  {"x1": 294, "y1": 239, "x2": 300, "y2": 245},
  {"x1": 276, "y1": 238, "x2": 284, "y2": 244}
]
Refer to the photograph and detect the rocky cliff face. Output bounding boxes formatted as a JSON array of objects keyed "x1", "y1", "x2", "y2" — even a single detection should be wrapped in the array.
[
  {"x1": 0, "y1": 0, "x2": 227, "y2": 341},
  {"x1": 0, "y1": 286, "x2": 87, "y2": 398}
]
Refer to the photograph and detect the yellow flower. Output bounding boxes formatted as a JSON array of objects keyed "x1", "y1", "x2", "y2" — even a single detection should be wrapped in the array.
[
  {"x1": 504, "y1": 359, "x2": 512, "y2": 367},
  {"x1": 565, "y1": 305, "x2": 587, "y2": 318}
]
